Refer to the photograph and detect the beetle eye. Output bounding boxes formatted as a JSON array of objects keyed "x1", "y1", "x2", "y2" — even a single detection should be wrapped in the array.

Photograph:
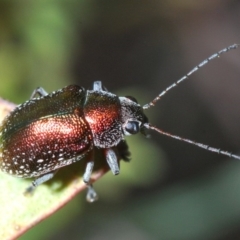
[{"x1": 124, "y1": 120, "x2": 140, "y2": 135}]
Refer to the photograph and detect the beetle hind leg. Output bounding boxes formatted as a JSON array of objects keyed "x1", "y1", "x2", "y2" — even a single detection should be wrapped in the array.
[
  {"x1": 24, "y1": 171, "x2": 57, "y2": 195},
  {"x1": 30, "y1": 87, "x2": 48, "y2": 99}
]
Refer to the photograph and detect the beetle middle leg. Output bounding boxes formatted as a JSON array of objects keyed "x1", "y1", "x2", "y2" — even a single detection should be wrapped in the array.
[
  {"x1": 83, "y1": 160, "x2": 95, "y2": 184},
  {"x1": 83, "y1": 164, "x2": 98, "y2": 202},
  {"x1": 83, "y1": 165, "x2": 99, "y2": 202},
  {"x1": 83, "y1": 148, "x2": 120, "y2": 202},
  {"x1": 82, "y1": 151, "x2": 99, "y2": 202}
]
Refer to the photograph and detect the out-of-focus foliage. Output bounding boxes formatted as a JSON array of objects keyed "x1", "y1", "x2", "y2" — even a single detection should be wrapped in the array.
[{"x1": 0, "y1": 1, "x2": 89, "y2": 101}]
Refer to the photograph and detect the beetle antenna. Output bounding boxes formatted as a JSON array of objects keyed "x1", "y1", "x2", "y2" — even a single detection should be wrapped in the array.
[
  {"x1": 144, "y1": 123, "x2": 240, "y2": 160},
  {"x1": 143, "y1": 44, "x2": 239, "y2": 109}
]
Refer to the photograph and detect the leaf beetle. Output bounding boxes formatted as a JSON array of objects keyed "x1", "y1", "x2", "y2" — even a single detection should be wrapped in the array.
[{"x1": 0, "y1": 44, "x2": 239, "y2": 202}]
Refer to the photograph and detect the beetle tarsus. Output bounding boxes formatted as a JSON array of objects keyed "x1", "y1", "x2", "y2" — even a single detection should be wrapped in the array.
[
  {"x1": 24, "y1": 171, "x2": 57, "y2": 196},
  {"x1": 24, "y1": 185, "x2": 35, "y2": 196},
  {"x1": 86, "y1": 184, "x2": 98, "y2": 203}
]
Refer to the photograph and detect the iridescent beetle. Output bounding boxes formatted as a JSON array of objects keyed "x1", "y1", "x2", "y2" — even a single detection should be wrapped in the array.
[{"x1": 0, "y1": 44, "x2": 239, "y2": 202}]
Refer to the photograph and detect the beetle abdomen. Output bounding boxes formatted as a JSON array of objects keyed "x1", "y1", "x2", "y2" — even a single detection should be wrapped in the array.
[{"x1": 0, "y1": 113, "x2": 93, "y2": 178}]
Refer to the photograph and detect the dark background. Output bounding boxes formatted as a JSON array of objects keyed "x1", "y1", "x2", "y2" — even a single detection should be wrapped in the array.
[{"x1": 1, "y1": 1, "x2": 240, "y2": 240}]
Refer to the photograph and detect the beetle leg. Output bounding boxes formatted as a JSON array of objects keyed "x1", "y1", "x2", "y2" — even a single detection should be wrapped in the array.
[
  {"x1": 30, "y1": 87, "x2": 48, "y2": 99},
  {"x1": 86, "y1": 184, "x2": 98, "y2": 203},
  {"x1": 105, "y1": 148, "x2": 120, "y2": 175},
  {"x1": 83, "y1": 160, "x2": 94, "y2": 184},
  {"x1": 93, "y1": 81, "x2": 103, "y2": 91},
  {"x1": 24, "y1": 170, "x2": 57, "y2": 194},
  {"x1": 116, "y1": 140, "x2": 131, "y2": 162},
  {"x1": 83, "y1": 158, "x2": 98, "y2": 202}
]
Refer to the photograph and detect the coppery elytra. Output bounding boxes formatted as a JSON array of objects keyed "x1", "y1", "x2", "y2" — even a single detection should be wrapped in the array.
[{"x1": 0, "y1": 44, "x2": 239, "y2": 202}]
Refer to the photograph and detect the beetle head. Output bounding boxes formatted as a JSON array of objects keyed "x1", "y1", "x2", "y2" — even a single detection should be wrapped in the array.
[{"x1": 119, "y1": 96, "x2": 148, "y2": 136}]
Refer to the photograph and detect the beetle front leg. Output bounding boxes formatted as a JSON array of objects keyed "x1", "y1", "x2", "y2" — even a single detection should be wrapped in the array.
[
  {"x1": 105, "y1": 148, "x2": 120, "y2": 175},
  {"x1": 93, "y1": 81, "x2": 103, "y2": 91},
  {"x1": 30, "y1": 87, "x2": 48, "y2": 99}
]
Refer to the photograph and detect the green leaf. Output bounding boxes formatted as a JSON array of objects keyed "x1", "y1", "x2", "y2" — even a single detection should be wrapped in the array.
[{"x1": 0, "y1": 98, "x2": 108, "y2": 240}]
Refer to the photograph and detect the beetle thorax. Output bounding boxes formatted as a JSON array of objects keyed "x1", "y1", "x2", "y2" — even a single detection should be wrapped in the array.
[{"x1": 84, "y1": 90, "x2": 123, "y2": 148}]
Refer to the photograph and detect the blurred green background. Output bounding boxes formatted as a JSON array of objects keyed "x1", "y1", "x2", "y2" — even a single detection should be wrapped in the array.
[{"x1": 1, "y1": 1, "x2": 240, "y2": 239}]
